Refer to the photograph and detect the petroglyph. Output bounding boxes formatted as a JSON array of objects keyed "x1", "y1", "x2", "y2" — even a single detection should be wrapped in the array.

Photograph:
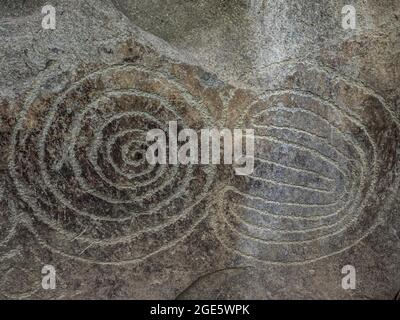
[
  {"x1": 1, "y1": 0, "x2": 399, "y2": 299},
  {"x1": 6, "y1": 52, "x2": 400, "y2": 268},
  {"x1": 212, "y1": 62, "x2": 400, "y2": 265},
  {"x1": 8, "y1": 61, "x2": 219, "y2": 265}
]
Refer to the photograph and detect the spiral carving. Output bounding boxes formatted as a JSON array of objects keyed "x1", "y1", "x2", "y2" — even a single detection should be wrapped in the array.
[{"x1": 9, "y1": 63, "x2": 217, "y2": 264}]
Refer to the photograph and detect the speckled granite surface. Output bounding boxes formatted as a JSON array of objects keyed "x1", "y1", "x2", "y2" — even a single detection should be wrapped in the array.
[{"x1": 0, "y1": 0, "x2": 399, "y2": 299}]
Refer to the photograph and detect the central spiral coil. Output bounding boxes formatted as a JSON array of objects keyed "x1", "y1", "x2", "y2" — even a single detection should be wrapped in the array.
[{"x1": 9, "y1": 64, "x2": 217, "y2": 264}]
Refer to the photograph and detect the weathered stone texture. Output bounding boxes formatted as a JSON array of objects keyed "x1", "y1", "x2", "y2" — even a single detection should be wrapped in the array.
[{"x1": 0, "y1": 0, "x2": 399, "y2": 299}]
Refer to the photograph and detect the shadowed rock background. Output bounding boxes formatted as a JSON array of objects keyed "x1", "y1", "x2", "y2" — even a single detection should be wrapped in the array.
[{"x1": 0, "y1": 0, "x2": 399, "y2": 299}]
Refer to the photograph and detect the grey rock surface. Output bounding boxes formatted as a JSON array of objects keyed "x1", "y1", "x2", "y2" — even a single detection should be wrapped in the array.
[{"x1": 0, "y1": 0, "x2": 399, "y2": 299}]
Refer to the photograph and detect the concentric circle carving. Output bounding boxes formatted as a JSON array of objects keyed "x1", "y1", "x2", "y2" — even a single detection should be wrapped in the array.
[
  {"x1": 9, "y1": 64, "x2": 216, "y2": 264},
  {"x1": 213, "y1": 62, "x2": 400, "y2": 264}
]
